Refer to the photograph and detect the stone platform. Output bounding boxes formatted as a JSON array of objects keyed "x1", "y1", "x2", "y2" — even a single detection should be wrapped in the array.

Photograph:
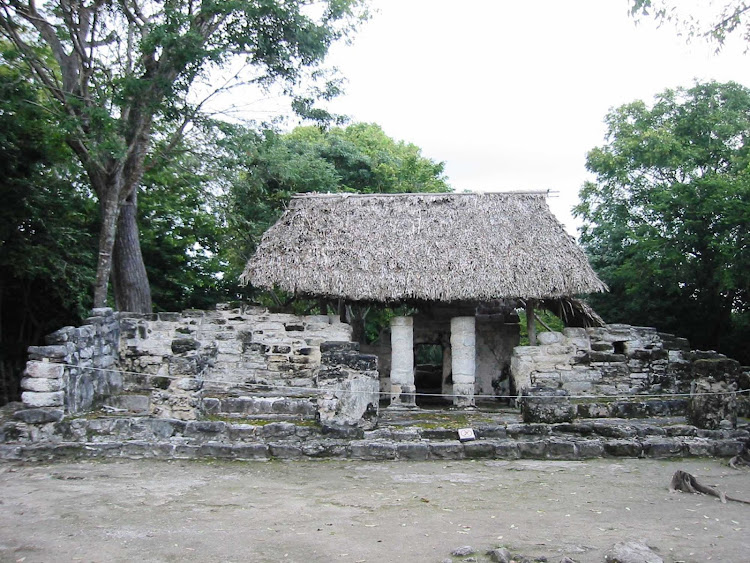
[{"x1": 1, "y1": 402, "x2": 747, "y2": 463}]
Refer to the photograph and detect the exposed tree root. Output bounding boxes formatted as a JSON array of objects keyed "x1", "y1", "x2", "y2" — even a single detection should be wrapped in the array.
[
  {"x1": 729, "y1": 452, "x2": 750, "y2": 470},
  {"x1": 670, "y1": 470, "x2": 750, "y2": 505}
]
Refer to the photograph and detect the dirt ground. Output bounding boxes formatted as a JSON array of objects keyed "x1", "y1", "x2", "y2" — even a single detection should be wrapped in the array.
[{"x1": 0, "y1": 457, "x2": 748, "y2": 563}]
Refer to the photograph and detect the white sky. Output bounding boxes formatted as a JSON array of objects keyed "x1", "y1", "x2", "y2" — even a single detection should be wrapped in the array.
[{"x1": 311, "y1": 0, "x2": 750, "y2": 234}]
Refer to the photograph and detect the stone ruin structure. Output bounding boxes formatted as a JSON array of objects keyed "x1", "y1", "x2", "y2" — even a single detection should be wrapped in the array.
[
  {"x1": 1, "y1": 304, "x2": 748, "y2": 462},
  {"x1": 1, "y1": 192, "x2": 747, "y2": 461}
]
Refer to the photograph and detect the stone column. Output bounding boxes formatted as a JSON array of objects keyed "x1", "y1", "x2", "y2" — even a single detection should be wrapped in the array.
[
  {"x1": 451, "y1": 316, "x2": 476, "y2": 408},
  {"x1": 389, "y1": 316, "x2": 416, "y2": 408}
]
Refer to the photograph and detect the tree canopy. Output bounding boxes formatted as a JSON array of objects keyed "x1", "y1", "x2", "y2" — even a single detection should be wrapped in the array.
[
  {"x1": 631, "y1": 1, "x2": 750, "y2": 49},
  {"x1": 0, "y1": 0, "x2": 366, "y2": 313},
  {"x1": 576, "y1": 81, "x2": 750, "y2": 364}
]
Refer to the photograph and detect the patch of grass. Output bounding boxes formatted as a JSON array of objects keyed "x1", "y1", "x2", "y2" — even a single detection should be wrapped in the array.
[{"x1": 202, "y1": 414, "x2": 319, "y2": 427}]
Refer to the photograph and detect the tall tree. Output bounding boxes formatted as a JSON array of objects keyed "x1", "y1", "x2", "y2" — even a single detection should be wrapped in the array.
[
  {"x1": 576, "y1": 81, "x2": 750, "y2": 363},
  {"x1": 0, "y1": 0, "x2": 366, "y2": 313},
  {"x1": 0, "y1": 45, "x2": 98, "y2": 403},
  {"x1": 631, "y1": 1, "x2": 750, "y2": 49}
]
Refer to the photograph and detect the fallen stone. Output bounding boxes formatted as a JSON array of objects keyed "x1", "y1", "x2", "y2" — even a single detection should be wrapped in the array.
[
  {"x1": 604, "y1": 540, "x2": 663, "y2": 563},
  {"x1": 451, "y1": 545, "x2": 475, "y2": 557},
  {"x1": 487, "y1": 547, "x2": 512, "y2": 562}
]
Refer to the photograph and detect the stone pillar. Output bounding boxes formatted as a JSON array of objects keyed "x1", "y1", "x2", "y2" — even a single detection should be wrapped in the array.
[
  {"x1": 389, "y1": 316, "x2": 416, "y2": 408},
  {"x1": 451, "y1": 316, "x2": 476, "y2": 408}
]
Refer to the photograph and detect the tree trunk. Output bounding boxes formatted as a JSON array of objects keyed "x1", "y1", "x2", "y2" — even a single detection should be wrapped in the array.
[
  {"x1": 92, "y1": 192, "x2": 121, "y2": 308},
  {"x1": 112, "y1": 188, "x2": 152, "y2": 313}
]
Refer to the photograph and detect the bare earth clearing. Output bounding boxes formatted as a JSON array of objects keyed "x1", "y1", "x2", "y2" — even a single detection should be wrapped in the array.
[{"x1": 0, "y1": 458, "x2": 747, "y2": 563}]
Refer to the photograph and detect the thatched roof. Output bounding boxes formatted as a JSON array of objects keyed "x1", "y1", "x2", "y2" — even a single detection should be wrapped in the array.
[{"x1": 241, "y1": 191, "x2": 606, "y2": 303}]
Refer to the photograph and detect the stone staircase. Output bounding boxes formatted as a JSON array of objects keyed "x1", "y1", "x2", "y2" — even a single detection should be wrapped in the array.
[{"x1": 2, "y1": 403, "x2": 747, "y2": 462}]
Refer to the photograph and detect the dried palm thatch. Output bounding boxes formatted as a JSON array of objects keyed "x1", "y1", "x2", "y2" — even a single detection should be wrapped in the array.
[{"x1": 241, "y1": 191, "x2": 607, "y2": 303}]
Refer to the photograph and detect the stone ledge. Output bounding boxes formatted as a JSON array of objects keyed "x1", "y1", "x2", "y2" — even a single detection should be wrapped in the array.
[{"x1": 1, "y1": 434, "x2": 745, "y2": 462}]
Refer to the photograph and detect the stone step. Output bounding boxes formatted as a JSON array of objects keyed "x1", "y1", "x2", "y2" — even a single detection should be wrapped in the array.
[
  {"x1": 3, "y1": 414, "x2": 746, "y2": 463},
  {"x1": 1, "y1": 432, "x2": 746, "y2": 462},
  {"x1": 201, "y1": 396, "x2": 317, "y2": 417}
]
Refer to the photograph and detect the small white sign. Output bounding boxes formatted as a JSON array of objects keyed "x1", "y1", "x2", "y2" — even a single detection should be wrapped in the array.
[{"x1": 457, "y1": 428, "x2": 476, "y2": 442}]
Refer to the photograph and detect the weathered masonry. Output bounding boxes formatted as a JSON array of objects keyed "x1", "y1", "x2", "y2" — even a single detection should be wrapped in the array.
[
  {"x1": 1, "y1": 305, "x2": 748, "y2": 461},
  {"x1": 241, "y1": 191, "x2": 608, "y2": 408}
]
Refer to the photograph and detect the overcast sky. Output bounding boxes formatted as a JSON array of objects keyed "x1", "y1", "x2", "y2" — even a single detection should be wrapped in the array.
[{"x1": 310, "y1": 0, "x2": 750, "y2": 234}]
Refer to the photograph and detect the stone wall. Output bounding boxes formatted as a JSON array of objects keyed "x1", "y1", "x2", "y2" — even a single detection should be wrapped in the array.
[
  {"x1": 19, "y1": 308, "x2": 121, "y2": 421},
  {"x1": 119, "y1": 307, "x2": 352, "y2": 394},
  {"x1": 15, "y1": 305, "x2": 373, "y2": 425},
  {"x1": 511, "y1": 325, "x2": 691, "y2": 397},
  {"x1": 513, "y1": 324, "x2": 748, "y2": 429}
]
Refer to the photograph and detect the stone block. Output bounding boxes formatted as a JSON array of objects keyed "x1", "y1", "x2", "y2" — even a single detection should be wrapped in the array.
[
  {"x1": 537, "y1": 331, "x2": 563, "y2": 345},
  {"x1": 199, "y1": 442, "x2": 234, "y2": 459},
  {"x1": 396, "y1": 442, "x2": 429, "y2": 460},
  {"x1": 713, "y1": 439, "x2": 745, "y2": 457},
  {"x1": 22, "y1": 391, "x2": 64, "y2": 408},
  {"x1": 301, "y1": 441, "x2": 348, "y2": 458},
  {"x1": 184, "y1": 420, "x2": 226, "y2": 436},
  {"x1": 463, "y1": 441, "x2": 495, "y2": 459},
  {"x1": 13, "y1": 408, "x2": 64, "y2": 424},
  {"x1": 493, "y1": 441, "x2": 520, "y2": 459},
  {"x1": 562, "y1": 381, "x2": 593, "y2": 394},
  {"x1": 517, "y1": 440, "x2": 547, "y2": 458},
  {"x1": 227, "y1": 424, "x2": 258, "y2": 441},
  {"x1": 547, "y1": 438, "x2": 577, "y2": 459},
  {"x1": 428, "y1": 441, "x2": 464, "y2": 459},
  {"x1": 269, "y1": 443, "x2": 304, "y2": 459},
  {"x1": 593, "y1": 423, "x2": 637, "y2": 438},
  {"x1": 603, "y1": 439, "x2": 642, "y2": 457},
  {"x1": 350, "y1": 441, "x2": 396, "y2": 460},
  {"x1": 641, "y1": 437, "x2": 683, "y2": 458},
  {"x1": 475, "y1": 425, "x2": 507, "y2": 439},
  {"x1": 21, "y1": 377, "x2": 62, "y2": 393},
  {"x1": 684, "y1": 438, "x2": 714, "y2": 457},
  {"x1": 576, "y1": 439, "x2": 604, "y2": 458},
  {"x1": 232, "y1": 444, "x2": 269, "y2": 460},
  {"x1": 258, "y1": 422, "x2": 297, "y2": 439},
  {"x1": 24, "y1": 362, "x2": 65, "y2": 379}
]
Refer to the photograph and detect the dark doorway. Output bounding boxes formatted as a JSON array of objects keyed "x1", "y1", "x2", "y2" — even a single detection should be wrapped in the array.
[{"x1": 414, "y1": 343, "x2": 449, "y2": 406}]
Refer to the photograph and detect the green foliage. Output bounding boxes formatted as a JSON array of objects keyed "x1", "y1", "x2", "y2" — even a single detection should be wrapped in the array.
[
  {"x1": 576, "y1": 81, "x2": 750, "y2": 364},
  {"x1": 225, "y1": 122, "x2": 451, "y2": 299},
  {"x1": 0, "y1": 48, "x2": 97, "y2": 401},
  {"x1": 138, "y1": 141, "x2": 230, "y2": 312},
  {"x1": 517, "y1": 310, "x2": 565, "y2": 346},
  {"x1": 631, "y1": 1, "x2": 750, "y2": 50}
]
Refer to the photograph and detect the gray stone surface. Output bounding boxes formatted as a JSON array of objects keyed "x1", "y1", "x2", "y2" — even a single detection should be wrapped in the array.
[{"x1": 604, "y1": 540, "x2": 663, "y2": 563}]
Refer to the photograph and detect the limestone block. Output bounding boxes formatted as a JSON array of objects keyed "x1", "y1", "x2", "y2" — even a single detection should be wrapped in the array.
[
  {"x1": 22, "y1": 391, "x2": 64, "y2": 408},
  {"x1": 562, "y1": 381, "x2": 593, "y2": 394},
  {"x1": 27, "y1": 345, "x2": 68, "y2": 360},
  {"x1": 21, "y1": 377, "x2": 62, "y2": 392},
  {"x1": 531, "y1": 371, "x2": 561, "y2": 384},
  {"x1": 24, "y1": 361, "x2": 64, "y2": 379},
  {"x1": 512, "y1": 346, "x2": 546, "y2": 357},
  {"x1": 565, "y1": 337, "x2": 591, "y2": 351},
  {"x1": 561, "y1": 370, "x2": 589, "y2": 383},
  {"x1": 510, "y1": 356, "x2": 533, "y2": 392},
  {"x1": 215, "y1": 339, "x2": 242, "y2": 354},
  {"x1": 537, "y1": 331, "x2": 563, "y2": 345},
  {"x1": 563, "y1": 327, "x2": 588, "y2": 339}
]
